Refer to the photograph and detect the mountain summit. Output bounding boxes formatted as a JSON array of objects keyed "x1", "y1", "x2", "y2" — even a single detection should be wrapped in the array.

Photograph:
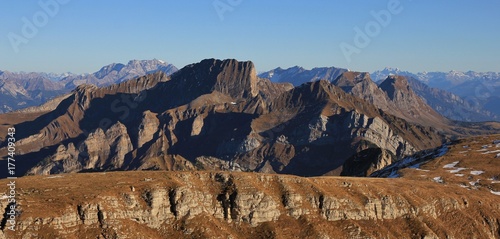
[
  {"x1": 259, "y1": 66, "x2": 347, "y2": 86},
  {"x1": 62, "y1": 59, "x2": 178, "y2": 89}
]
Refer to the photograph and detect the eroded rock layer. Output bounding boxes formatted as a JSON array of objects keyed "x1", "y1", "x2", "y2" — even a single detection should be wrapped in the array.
[{"x1": 0, "y1": 171, "x2": 498, "y2": 239}]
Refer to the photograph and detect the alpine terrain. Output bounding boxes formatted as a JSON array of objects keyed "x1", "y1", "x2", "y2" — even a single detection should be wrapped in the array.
[{"x1": 0, "y1": 59, "x2": 499, "y2": 238}]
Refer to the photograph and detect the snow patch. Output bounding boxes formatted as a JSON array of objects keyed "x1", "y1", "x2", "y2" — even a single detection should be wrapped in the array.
[
  {"x1": 443, "y1": 161, "x2": 459, "y2": 169},
  {"x1": 433, "y1": 177, "x2": 444, "y2": 183},
  {"x1": 371, "y1": 144, "x2": 448, "y2": 178},
  {"x1": 481, "y1": 150, "x2": 500, "y2": 155},
  {"x1": 490, "y1": 190, "x2": 500, "y2": 196},
  {"x1": 455, "y1": 174, "x2": 464, "y2": 177},
  {"x1": 46, "y1": 175, "x2": 63, "y2": 179},
  {"x1": 470, "y1": 171, "x2": 484, "y2": 175},
  {"x1": 415, "y1": 168, "x2": 430, "y2": 172},
  {"x1": 449, "y1": 168, "x2": 466, "y2": 173},
  {"x1": 469, "y1": 180, "x2": 480, "y2": 186}
]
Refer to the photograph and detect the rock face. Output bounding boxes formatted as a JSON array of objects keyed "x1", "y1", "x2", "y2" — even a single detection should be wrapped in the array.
[
  {"x1": 1, "y1": 171, "x2": 499, "y2": 238},
  {"x1": 27, "y1": 122, "x2": 133, "y2": 175}
]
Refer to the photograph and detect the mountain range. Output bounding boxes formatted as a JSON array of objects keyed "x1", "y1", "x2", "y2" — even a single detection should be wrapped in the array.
[
  {"x1": 2, "y1": 60, "x2": 499, "y2": 122},
  {"x1": 259, "y1": 67, "x2": 499, "y2": 122},
  {"x1": 0, "y1": 59, "x2": 177, "y2": 113},
  {"x1": 258, "y1": 66, "x2": 347, "y2": 87},
  {"x1": 1, "y1": 59, "x2": 499, "y2": 179},
  {"x1": 372, "y1": 67, "x2": 500, "y2": 120}
]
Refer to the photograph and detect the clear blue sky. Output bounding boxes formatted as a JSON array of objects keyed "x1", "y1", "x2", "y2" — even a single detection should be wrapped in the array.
[{"x1": 1, "y1": 0, "x2": 499, "y2": 74}]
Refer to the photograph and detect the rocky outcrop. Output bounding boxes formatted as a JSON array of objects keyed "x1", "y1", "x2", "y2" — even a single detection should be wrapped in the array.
[
  {"x1": 27, "y1": 122, "x2": 133, "y2": 175},
  {"x1": 333, "y1": 72, "x2": 391, "y2": 112},
  {"x1": 137, "y1": 111, "x2": 160, "y2": 148},
  {"x1": 1, "y1": 171, "x2": 499, "y2": 238}
]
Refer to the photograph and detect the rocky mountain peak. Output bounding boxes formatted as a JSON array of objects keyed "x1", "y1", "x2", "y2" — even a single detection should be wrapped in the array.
[
  {"x1": 379, "y1": 75, "x2": 411, "y2": 100},
  {"x1": 216, "y1": 59, "x2": 258, "y2": 98},
  {"x1": 95, "y1": 63, "x2": 126, "y2": 79},
  {"x1": 376, "y1": 75, "x2": 448, "y2": 126},
  {"x1": 72, "y1": 84, "x2": 99, "y2": 109},
  {"x1": 172, "y1": 58, "x2": 258, "y2": 99},
  {"x1": 332, "y1": 71, "x2": 371, "y2": 92},
  {"x1": 74, "y1": 83, "x2": 98, "y2": 93},
  {"x1": 295, "y1": 79, "x2": 336, "y2": 101}
]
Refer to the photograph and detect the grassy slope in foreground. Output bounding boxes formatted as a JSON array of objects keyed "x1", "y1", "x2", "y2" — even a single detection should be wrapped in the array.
[
  {"x1": 395, "y1": 134, "x2": 500, "y2": 195},
  {"x1": 0, "y1": 168, "x2": 499, "y2": 238}
]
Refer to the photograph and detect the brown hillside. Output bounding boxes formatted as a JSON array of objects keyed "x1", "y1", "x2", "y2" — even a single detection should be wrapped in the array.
[{"x1": 0, "y1": 168, "x2": 498, "y2": 238}]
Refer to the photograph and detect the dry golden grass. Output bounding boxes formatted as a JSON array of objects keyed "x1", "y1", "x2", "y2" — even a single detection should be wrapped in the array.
[{"x1": 0, "y1": 168, "x2": 499, "y2": 238}]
